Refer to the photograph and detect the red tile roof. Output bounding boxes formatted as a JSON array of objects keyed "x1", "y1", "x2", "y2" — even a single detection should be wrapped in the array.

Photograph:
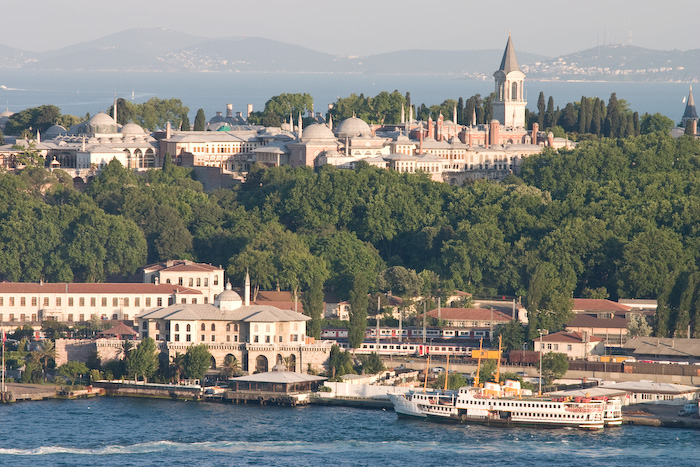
[
  {"x1": 0, "y1": 282, "x2": 202, "y2": 295},
  {"x1": 143, "y1": 260, "x2": 222, "y2": 273},
  {"x1": 538, "y1": 331, "x2": 603, "y2": 343},
  {"x1": 572, "y1": 299, "x2": 631, "y2": 313},
  {"x1": 425, "y1": 308, "x2": 512, "y2": 322}
]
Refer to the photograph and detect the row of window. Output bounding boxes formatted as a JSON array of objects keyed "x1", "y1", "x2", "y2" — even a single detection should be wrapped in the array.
[
  {"x1": 165, "y1": 276, "x2": 217, "y2": 287},
  {"x1": 0, "y1": 296, "x2": 163, "y2": 308},
  {"x1": 0, "y1": 313, "x2": 128, "y2": 322},
  {"x1": 148, "y1": 333, "x2": 302, "y2": 344}
]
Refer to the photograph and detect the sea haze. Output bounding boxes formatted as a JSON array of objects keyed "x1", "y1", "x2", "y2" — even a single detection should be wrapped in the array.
[{"x1": 0, "y1": 70, "x2": 689, "y2": 123}]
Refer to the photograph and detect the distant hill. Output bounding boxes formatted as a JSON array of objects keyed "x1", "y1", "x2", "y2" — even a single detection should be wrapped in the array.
[
  {"x1": 524, "y1": 45, "x2": 700, "y2": 82},
  {"x1": 1, "y1": 29, "x2": 698, "y2": 82}
]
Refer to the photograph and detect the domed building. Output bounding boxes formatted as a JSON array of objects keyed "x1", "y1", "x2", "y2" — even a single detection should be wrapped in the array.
[
  {"x1": 288, "y1": 123, "x2": 340, "y2": 167},
  {"x1": 335, "y1": 116, "x2": 371, "y2": 139}
]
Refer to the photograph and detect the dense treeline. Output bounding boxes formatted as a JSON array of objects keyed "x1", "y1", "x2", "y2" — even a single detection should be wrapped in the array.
[{"x1": 2, "y1": 132, "x2": 700, "y2": 338}]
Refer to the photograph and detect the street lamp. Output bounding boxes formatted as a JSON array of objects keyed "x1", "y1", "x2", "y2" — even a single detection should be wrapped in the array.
[{"x1": 538, "y1": 329, "x2": 544, "y2": 395}]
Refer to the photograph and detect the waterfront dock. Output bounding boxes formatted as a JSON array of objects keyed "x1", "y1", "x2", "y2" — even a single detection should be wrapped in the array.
[
  {"x1": 622, "y1": 404, "x2": 700, "y2": 429},
  {"x1": 1, "y1": 382, "x2": 104, "y2": 403}
]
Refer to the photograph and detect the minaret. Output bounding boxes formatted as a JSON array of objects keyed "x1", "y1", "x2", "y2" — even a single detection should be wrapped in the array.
[
  {"x1": 327, "y1": 112, "x2": 333, "y2": 130},
  {"x1": 401, "y1": 103, "x2": 405, "y2": 124},
  {"x1": 113, "y1": 92, "x2": 118, "y2": 125},
  {"x1": 682, "y1": 86, "x2": 698, "y2": 135},
  {"x1": 453, "y1": 105, "x2": 458, "y2": 126},
  {"x1": 244, "y1": 269, "x2": 250, "y2": 306},
  {"x1": 298, "y1": 111, "x2": 303, "y2": 140},
  {"x1": 492, "y1": 33, "x2": 526, "y2": 128}
]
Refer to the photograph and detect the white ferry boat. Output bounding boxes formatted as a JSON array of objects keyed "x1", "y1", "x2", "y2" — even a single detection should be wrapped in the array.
[{"x1": 391, "y1": 380, "x2": 607, "y2": 430}]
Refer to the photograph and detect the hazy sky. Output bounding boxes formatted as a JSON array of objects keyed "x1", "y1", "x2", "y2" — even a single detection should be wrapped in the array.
[{"x1": 3, "y1": 0, "x2": 698, "y2": 57}]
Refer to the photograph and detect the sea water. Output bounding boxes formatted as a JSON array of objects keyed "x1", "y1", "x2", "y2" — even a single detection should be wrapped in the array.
[
  {"x1": 0, "y1": 70, "x2": 690, "y2": 124},
  {"x1": 0, "y1": 397, "x2": 696, "y2": 466}
]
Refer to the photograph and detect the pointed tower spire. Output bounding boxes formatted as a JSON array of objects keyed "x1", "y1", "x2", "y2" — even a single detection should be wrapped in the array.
[
  {"x1": 453, "y1": 104, "x2": 458, "y2": 126},
  {"x1": 113, "y1": 92, "x2": 118, "y2": 125},
  {"x1": 683, "y1": 85, "x2": 698, "y2": 121},
  {"x1": 401, "y1": 103, "x2": 405, "y2": 124},
  {"x1": 328, "y1": 112, "x2": 333, "y2": 130},
  {"x1": 498, "y1": 32, "x2": 521, "y2": 74}
]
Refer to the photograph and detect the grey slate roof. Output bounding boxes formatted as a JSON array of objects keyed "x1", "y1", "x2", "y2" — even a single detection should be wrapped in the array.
[
  {"x1": 138, "y1": 304, "x2": 309, "y2": 322},
  {"x1": 683, "y1": 87, "x2": 698, "y2": 119},
  {"x1": 498, "y1": 34, "x2": 520, "y2": 74},
  {"x1": 623, "y1": 336, "x2": 700, "y2": 358},
  {"x1": 231, "y1": 370, "x2": 326, "y2": 384}
]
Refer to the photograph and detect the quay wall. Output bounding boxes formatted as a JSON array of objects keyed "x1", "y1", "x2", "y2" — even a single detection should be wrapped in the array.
[{"x1": 94, "y1": 381, "x2": 202, "y2": 400}]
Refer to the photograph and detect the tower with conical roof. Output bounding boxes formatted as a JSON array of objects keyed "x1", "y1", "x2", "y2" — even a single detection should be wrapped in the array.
[
  {"x1": 682, "y1": 86, "x2": 698, "y2": 135},
  {"x1": 493, "y1": 34, "x2": 526, "y2": 129}
]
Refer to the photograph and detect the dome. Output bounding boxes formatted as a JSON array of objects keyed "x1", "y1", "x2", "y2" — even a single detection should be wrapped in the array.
[
  {"x1": 89, "y1": 112, "x2": 116, "y2": 126},
  {"x1": 335, "y1": 116, "x2": 371, "y2": 138},
  {"x1": 45, "y1": 124, "x2": 67, "y2": 138},
  {"x1": 120, "y1": 122, "x2": 145, "y2": 135},
  {"x1": 301, "y1": 123, "x2": 335, "y2": 141},
  {"x1": 216, "y1": 282, "x2": 242, "y2": 311}
]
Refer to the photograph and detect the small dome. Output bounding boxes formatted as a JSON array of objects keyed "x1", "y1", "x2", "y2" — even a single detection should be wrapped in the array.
[
  {"x1": 301, "y1": 123, "x2": 335, "y2": 140},
  {"x1": 89, "y1": 112, "x2": 116, "y2": 126},
  {"x1": 335, "y1": 116, "x2": 371, "y2": 138},
  {"x1": 45, "y1": 124, "x2": 67, "y2": 138},
  {"x1": 217, "y1": 282, "x2": 242, "y2": 303},
  {"x1": 120, "y1": 123, "x2": 145, "y2": 135}
]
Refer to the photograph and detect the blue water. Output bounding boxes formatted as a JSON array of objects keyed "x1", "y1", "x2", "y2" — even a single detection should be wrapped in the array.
[
  {"x1": 0, "y1": 397, "x2": 695, "y2": 466},
  {"x1": 0, "y1": 70, "x2": 690, "y2": 123}
]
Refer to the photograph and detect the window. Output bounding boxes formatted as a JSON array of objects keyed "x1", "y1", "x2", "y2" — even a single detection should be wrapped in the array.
[
  {"x1": 201, "y1": 335, "x2": 205, "y2": 341},
  {"x1": 102, "y1": 297, "x2": 107, "y2": 307},
  {"x1": 31, "y1": 297, "x2": 37, "y2": 306},
  {"x1": 20, "y1": 297, "x2": 26, "y2": 306},
  {"x1": 254, "y1": 335, "x2": 259, "y2": 343},
  {"x1": 192, "y1": 298, "x2": 197, "y2": 304},
  {"x1": 234, "y1": 324, "x2": 239, "y2": 332},
  {"x1": 189, "y1": 278, "x2": 193, "y2": 287},
  {"x1": 43, "y1": 297, "x2": 49, "y2": 307},
  {"x1": 113, "y1": 298, "x2": 118, "y2": 307},
  {"x1": 112, "y1": 314, "x2": 118, "y2": 320},
  {"x1": 204, "y1": 278, "x2": 209, "y2": 287},
  {"x1": 67, "y1": 314, "x2": 73, "y2": 322},
  {"x1": 181, "y1": 298, "x2": 186, "y2": 304},
  {"x1": 135, "y1": 298, "x2": 140, "y2": 307},
  {"x1": 226, "y1": 324, "x2": 231, "y2": 332},
  {"x1": 211, "y1": 324, "x2": 215, "y2": 331},
  {"x1": 279, "y1": 335, "x2": 283, "y2": 343},
  {"x1": 79, "y1": 297, "x2": 85, "y2": 307},
  {"x1": 234, "y1": 335, "x2": 238, "y2": 342},
  {"x1": 211, "y1": 335, "x2": 216, "y2": 342},
  {"x1": 175, "y1": 334, "x2": 180, "y2": 342},
  {"x1": 166, "y1": 279, "x2": 171, "y2": 284},
  {"x1": 567, "y1": 344, "x2": 572, "y2": 351},
  {"x1": 175, "y1": 324, "x2": 180, "y2": 332},
  {"x1": 213, "y1": 275, "x2": 218, "y2": 286},
  {"x1": 146, "y1": 297, "x2": 151, "y2": 307},
  {"x1": 155, "y1": 322, "x2": 160, "y2": 331},
  {"x1": 178, "y1": 277, "x2": 183, "y2": 286},
  {"x1": 204, "y1": 297, "x2": 208, "y2": 304},
  {"x1": 90, "y1": 297, "x2": 96, "y2": 307},
  {"x1": 226, "y1": 335, "x2": 230, "y2": 342},
  {"x1": 68, "y1": 297, "x2": 73, "y2": 307},
  {"x1": 79, "y1": 313, "x2": 85, "y2": 321},
  {"x1": 201, "y1": 323, "x2": 206, "y2": 331},
  {"x1": 186, "y1": 324, "x2": 191, "y2": 332},
  {"x1": 157, "y1": 298, "x2": 162, "y2": 307},
  {"x1": 56, "y1": 297, "x2": 61, "y2": 306},
  {"x1": 186, "y1": 334, "x2": 191, "y2": 342},
  {"x1": 142, "y1": 322, "x2": 147, "y2": 330},
  {"x1": 197, "y1": 278, "x2": 201, "y2": 287},
  {"x1": 123, "y1": 298, "x2": 129, "y2": 307}
]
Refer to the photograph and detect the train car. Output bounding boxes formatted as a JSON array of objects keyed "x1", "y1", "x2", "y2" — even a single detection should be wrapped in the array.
[{"x1": 336, "y1": 340, "x2": 472, "y2": 357}]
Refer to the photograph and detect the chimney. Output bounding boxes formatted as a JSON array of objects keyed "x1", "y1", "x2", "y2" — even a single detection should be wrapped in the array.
[
  {"x1": 247, "y1": 104, "x2": 253, "y2": 119},
  {"x1": 166, "y1": 121, "x2": 172, "y2": 140},
  {"x1": 547, "y1": 131, "x2": 554, "y2": 147},
  {"x1": 427, "y1": 116, "x2": 434, "y2": 139},
  {"x1": 531, "y1": 122, "x2": 539, "y2": 144},
  {"x1": 490, "y1": 119, "x2": 500, "y2": 147},
  {"x1": 437, "y1": 113, "x2": 444, "y2": 141},
  {"x1": 226, "y1": 104, "x2": 233, "y2": 118}
]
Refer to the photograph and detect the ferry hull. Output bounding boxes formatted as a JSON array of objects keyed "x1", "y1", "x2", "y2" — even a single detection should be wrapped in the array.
[{"x1": 425, "y1": 413, "x2": 604, "y2": 430}]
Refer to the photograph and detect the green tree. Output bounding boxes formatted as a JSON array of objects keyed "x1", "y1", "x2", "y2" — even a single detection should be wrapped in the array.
[
  {"x1": 478, "y1": 359, "x2": 497, "y2": 384},
  {"x1": 42, "y1": 321, "x2": 68, "y2": 340},
  {"x1": 627, "y1": 313, "x2": 652, "y2": 338},
  {"x1": 35, "y1": 339, "x2": 56, "y2": 376},
  {"x1": 194, "y1": 108, "x2": 206, "y2": 131},
  {"x1": 59, "y1": 361, "x2": 89, "y2": 386},
  {"x1": 536, "y1": 92, "x2": 546, "y2": 127},
  {"x1": 348, "y1": 274, "x2": 370, "y2": 349},
  {"x1": 126, "y1": 337, "x2": 159, "y2": 382},
  {"x1": 302, "y1": 277, "x2": 324, "y2": 339},
  {"x1": 22, "y1": 361, "x2": 43, "y2": 383},
  {"x1": 327, "y1": 344, "x2": 354, "y2": 379},
  {"x1": 376, "y1": 266, "x2": 422, "y2": 299},
  {"x1": 640, "y1": 113, "x2": 674, "y2": 135},
  {"x1": 541, "y1": 352, "x2": 568, "y2": 383},
  {"x1": 183, "y1": 344, "x2": 213, "y2": 380},
  {"x1": 356, "y1": 353, "x2": 385, "y2": 374},
  {"x1": 181, "y1": 112, "x2": 191, "y2": 131},
  {"x1": 432, "y1": 372, "x2": 467, "y2": 390},
  {"x1": 495, "y1": 320, "x2": 526, "y2": 353}
]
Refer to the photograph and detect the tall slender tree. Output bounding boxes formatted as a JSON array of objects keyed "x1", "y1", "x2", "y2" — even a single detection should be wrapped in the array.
[
  {"x1": 194, "y1": 108, "x2": 206, "y2": 131},
  {"x1": 348, "y1": 274, "x2": 370, "y2": 349}
]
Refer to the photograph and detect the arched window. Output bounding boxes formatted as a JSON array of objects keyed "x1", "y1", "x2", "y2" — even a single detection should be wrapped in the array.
[
  {"x1": 511, "y1": 82, "x2": 518, "y2": 100},
  {"x1": 226, "y1": 324, "x2": 231, "y2": 332},
  {"x1": 175, "y1": 324, "x2": 180, "y2": 332},
  {"x1": 186, "y1": 324, "x2": 191, "y2": 332},
  {"x1": 155, "y1": 322, "x2": 160, "y2": 330},
  {"x1": 211, "y1": 324, "x2": 215, "y2": 331},
  {"x1": 201, "y1": 323, "x2": 206, "y2": 331},
  {"x1": 234, "y1": 324, "x2": 239, "y2": 332}
]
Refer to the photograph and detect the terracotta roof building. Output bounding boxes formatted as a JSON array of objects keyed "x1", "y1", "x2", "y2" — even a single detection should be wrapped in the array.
[
  {"x1": 535, "y1": 331, "x2": 604, "y2": 359},
  {"x1": 424, "y1": 307, "x2": 512, "y2": 328}
]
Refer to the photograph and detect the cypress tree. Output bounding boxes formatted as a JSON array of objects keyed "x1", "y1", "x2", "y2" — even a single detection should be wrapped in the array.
[
  {"x1": 577, "y1": 97, "x2": 588, "y2": 134},
  {"x1": 537, "y1": 92, "x2": 546, "y2": 127},
  {"x1": 194, "y1": 108, "x2": 206, "y2": 131},
  {"x1": 348, "y1": 275, "x2": 369, "y2": 349},
  {"x1": 181, "y1": 113, "x2": 191, "y2": 131},
  {"x1": 544, "y1": 96, "x2": 555, "y2": 129},
  {"x1": 457, "y1": 97, "x2": 464, "y2": 125},
  {"x1": 633, "y1": 111, "x2": 641, "y2": 136}
]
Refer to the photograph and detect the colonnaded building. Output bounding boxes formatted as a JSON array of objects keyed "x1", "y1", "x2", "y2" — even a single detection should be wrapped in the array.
[
  {"x1": 135, "y1": 274, "x2": 332, "y2": 374},
  {"x1": 0, "y1": 35, "x2": 575, "y2": 187}
]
